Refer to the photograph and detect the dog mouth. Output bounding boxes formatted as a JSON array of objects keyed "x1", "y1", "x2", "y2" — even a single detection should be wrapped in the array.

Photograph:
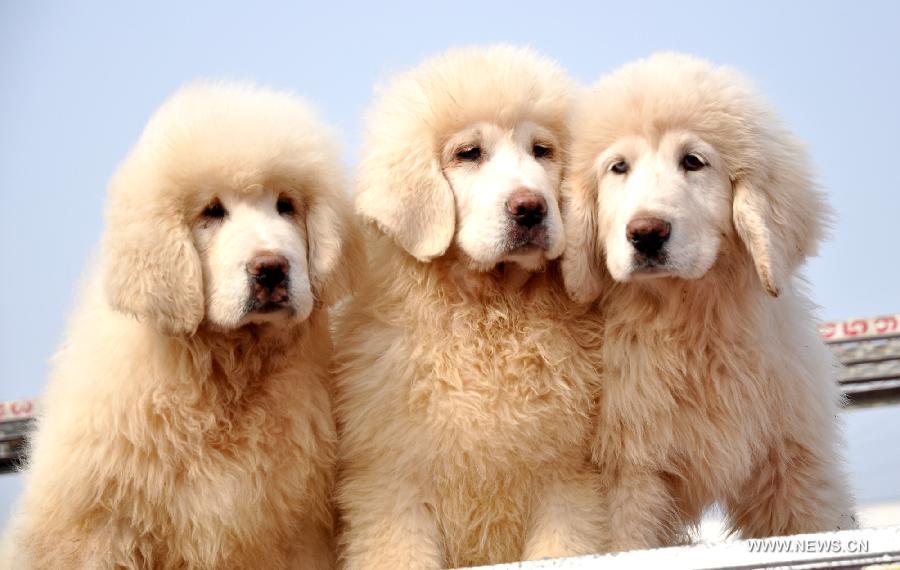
[
  {"x1": 245, "y1": 281, "x2": 294, "y2": 316},
  {"x1": 629, "y1": 253, "x2": 673, "y2": 279},
  {"x1": 242, "y1": 298, "x2": 295, "y2": 326},
  {"x1": 251, "y1": 300, "x2": 293, "y2": 314},
  {"x1": 504, "y1": 225, "x2": 550, "y2": 254}
]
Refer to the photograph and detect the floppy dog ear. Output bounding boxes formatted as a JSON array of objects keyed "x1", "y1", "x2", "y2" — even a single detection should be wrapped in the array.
[
  {"x1": 732, "y1": 179, "x2": 786, "y2": 297},
  {"x1": 305, "y1": 193, "x2": 364, "y2": 307},
  {"x1": 355, "y1": 135, "x2": 455, "y2": 262},
  {"x1": 103, "y1": 198, "x2": 205, "y2": 336},
  {"x1": 732, "y1": 163, "x2": 828, "y2": 298},
  {"x1": 561, "y1": 173, "x2": 605, "y2": 304}
]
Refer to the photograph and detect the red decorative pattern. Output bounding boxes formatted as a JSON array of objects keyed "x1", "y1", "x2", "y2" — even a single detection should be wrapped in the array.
[
  {"x1": 820, "y1": 314, "x2": 900, "y2": 342},
  {"x1": 0, "y1": 399, "x2": 35, "y2": 422}
]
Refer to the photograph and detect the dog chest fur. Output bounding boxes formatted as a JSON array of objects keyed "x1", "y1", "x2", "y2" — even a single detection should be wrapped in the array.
[
  {"x1": 591, "y1": 258, "x2": 850, "y2": 542},
  {"x1": 334, "y1": 248, "x2": 603, "y2": 566},
  {"x1": 16, "y1": 290, "x2": 336, "y2": 569}
]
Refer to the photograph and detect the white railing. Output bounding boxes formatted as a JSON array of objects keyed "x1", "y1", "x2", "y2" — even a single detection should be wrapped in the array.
[{"x1": 473, "y1": 526, "x2": 900, "y2": 569}]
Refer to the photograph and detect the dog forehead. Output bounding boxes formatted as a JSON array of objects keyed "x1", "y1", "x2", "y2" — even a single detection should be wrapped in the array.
[
  {"x1": 573, "y1": 61, "x2": 771, "y2": 186},
  {"x1": 442, "y1": 120, "x2": 561, "y2": 154},
  {"x1": 169, "y1": 166, "x2": 330, "y2": 216},
  {"x1": 368, "y1": 47, "x2": 573, "y2": 150},
  {"x1": 112, "y1": 84, "x2": 343, "y2": 212},
  {"x1": 594, "y1": 131, "x2": 721, "y2": 175},
  {"x1": 445, "y1": 121, "x2": 556, "y2": 155}
]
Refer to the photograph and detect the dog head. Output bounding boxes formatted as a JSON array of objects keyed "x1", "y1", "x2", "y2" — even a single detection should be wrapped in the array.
[
  {"x1": 563, "y1": 53, "x2": 831, "y2": 303},
  {"x1": 103, "y1": 82, "x2": 361, "y2": 335},
  {"x1": 356, "y1": 45, "x2": 573, "y2": 272}
]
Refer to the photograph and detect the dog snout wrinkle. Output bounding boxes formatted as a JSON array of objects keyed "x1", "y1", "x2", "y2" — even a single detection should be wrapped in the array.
[
  {"x1": 627, "y1": 217, "x2": 671, "y2": 256},
  {"x1": 506, "y1": 190, "x2": 547, "y2": 228}
]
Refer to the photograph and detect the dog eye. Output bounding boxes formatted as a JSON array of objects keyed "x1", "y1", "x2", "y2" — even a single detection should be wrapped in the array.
[
  {"x1": 455, "y1": 146, "x2": 482, "y2": 162},
  {"x1": 201, "y1": 200, "x2": 227, "y2": 219},
  {"x1": 276, "y1": 196, "x2": 295, "y2": 215},
  {"x1": 532, "y1": 143, "x2": 553, "y2": 159},
  {"x1": 610, "y1": 160, "x2": 629, "y2": 175},
  {"x1": 681, "y1": 153, "x2": 706, "y2": 171}
]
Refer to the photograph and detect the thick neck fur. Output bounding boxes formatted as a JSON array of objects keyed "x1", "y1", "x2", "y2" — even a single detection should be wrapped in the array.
[
  {"x1": 365, "y1": 234, "x2": 572, "y2": 314},
  {"x1": 153, "y1": 311, "x2": 324, "y2": 410},
  {"x1": 102, "y1": 310, "x2": 331, "y2": 464},
  {"x1": 600, "y1": 236, "x2": 770, "y2": 340}
]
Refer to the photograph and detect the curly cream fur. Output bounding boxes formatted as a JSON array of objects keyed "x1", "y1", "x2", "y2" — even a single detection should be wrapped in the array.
[
  {"x1": 562, "y1": 53, "x2": 856, "y2": 551},
  {"x1": 7, "y1": 83, "x2": 362, "y2": 569},
  {"x1": 335, "y1": 46, "x2": 606, "y2": 568}
]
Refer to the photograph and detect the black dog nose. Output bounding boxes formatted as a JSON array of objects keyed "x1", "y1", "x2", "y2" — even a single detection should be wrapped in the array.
[
  {"x1": 626, "y1": 217, "x2": 671, "y2": 256},
  {"x1": 248, "y1": 255, "x2": 289, "y2": 289},
  {"x1": 506, "y1": 191, "x2": 547, "y2": 228}
]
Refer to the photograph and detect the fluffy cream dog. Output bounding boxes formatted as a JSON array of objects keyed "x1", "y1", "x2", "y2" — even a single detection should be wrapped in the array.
[
  {"x1": 7, "y1": 83, "x2": 361, "y2": 569},
  {"x1": 563, "y1": 53, "x2": 856, "y2": 551},
  {"x1": 334, "y1": 46, "x2": 605, "y2": 568}
]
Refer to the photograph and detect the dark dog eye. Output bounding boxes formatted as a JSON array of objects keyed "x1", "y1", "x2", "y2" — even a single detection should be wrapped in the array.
[
  {"x1": 276, "y1": 196, "x2": 295, "y2": 215},
  {"x1": 201, "y1": 200, "x2": 226, "y2": 219},
  {"x1": 532, "y1": 143, "x2": 553, "y2": 159},
  {"x1": 682, "y1": 153, "x2": 706, "y2": 171},
  {"x1": 455, "y1": 146, "x2": 482, "y2": 162},
  {"x1": 610, "y1": 160, "x2": 629, "y2": 175}
]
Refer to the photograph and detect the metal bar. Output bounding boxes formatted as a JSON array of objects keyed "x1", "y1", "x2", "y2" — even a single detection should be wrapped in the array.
[
  {"x1": 830, "y1": 344, "x2": 900, "y2": 366},
  {"x1": 838, "y1": 372, "x2": 900, "y2": 384}
]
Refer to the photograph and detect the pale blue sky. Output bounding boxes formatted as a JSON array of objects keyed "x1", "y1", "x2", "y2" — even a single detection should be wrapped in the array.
[{"x1": 1, "y1": 1, "x2": 898, "y2": 524}]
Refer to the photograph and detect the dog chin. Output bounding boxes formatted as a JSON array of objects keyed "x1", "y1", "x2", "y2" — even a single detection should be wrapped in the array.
[
  {"x1": 619, "y1": 257, "x2": 715, "y2": 284},
  {"x1": 629, "y1": 269, "x2": 676, "y2": 285},
  {"x1": 462, "y1": 237, "x2": 562, "y2": 273},
  {"x1": 462, "y1": 251, "x2": 540, "y2": 274},
  {"x1": 233, "y1": 297, "x2": 314, "y2": 328},
  {"x1": 607, "y1": 257, "x2": 672, "y2": 283},
  {"x1": 242, "y1": 305, "x2": 294, "y2": 324},
  {"x1": 502, "y1": 247, "x2": 551, "y2": 271},
  {"x1": 503, "y1": 230, "x2": 563, "y2": 269}
]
